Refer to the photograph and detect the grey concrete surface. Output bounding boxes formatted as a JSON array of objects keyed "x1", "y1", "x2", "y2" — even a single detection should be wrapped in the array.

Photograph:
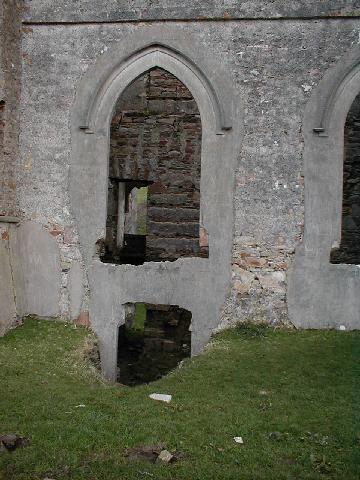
[
  {"x1": 23, "y1": 0, "x2": 360, "y2": 23},
  {"x1": 288, "y1": 45, "x2": 360, "y2": 329},
  {"x1": 9, "y1": 221, "x2": 61, "y2": 318},
  {"x1": 0, "y1": 225, "x2": 17, "y2": 336},
  {"x1": 68, "y1": 260, "x2": 83, "y2": 321}
]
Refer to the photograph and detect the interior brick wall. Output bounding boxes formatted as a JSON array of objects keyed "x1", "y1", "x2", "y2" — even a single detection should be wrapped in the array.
[
  {"x1": 331, "y1": 93, "x2": 360, "y2": 264},
  {"x1": 107, "y1": 67, "x2": 205, "y2": 262}
]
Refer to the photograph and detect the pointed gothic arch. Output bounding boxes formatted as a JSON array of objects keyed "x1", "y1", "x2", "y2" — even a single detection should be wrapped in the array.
[
  {"x1": 288, "y1": 45, "x2": 360, "y2": 330},
  {"x1": 69, "y1": 29, "x2": 241, "y2": 380},
  {"x1": 75, "y1": 42, "x2": 233, "y2": 135}
]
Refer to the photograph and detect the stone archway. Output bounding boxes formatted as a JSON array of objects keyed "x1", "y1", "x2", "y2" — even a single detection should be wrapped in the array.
[
  {"x1": 288, "y1": 46, "x2": 360, "y2": 330},
  {"x1": 70, "y1": 28, "x2": 242, "y2": 381}
]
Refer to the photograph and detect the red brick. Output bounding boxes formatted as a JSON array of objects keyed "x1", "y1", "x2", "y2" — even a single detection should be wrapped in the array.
[{"x1": 75, "y1": 311, "x2": 91, "y2": 328}]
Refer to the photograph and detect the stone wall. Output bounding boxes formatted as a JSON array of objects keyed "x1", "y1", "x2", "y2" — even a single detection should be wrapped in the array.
[
  {"x1": 0, "y1": 101, "x2": 4, "y2": 158},
  {"x1": 106, "y1": 67, "x2": 204, "y2": 262},
  {"x1": 0, "y1": 0, "x2": 24, "y2": 335},
  {"x1": 331, "y1": 93, "x2": 360, "y2": 264},
  {"x1": 0, "y1": 0, "x2": 23, "y2": 217},
  {"x1": 22, "y1": 0, "x2": 360, "y2": 22},
  {"x1": 5, "y1": 1, "x2": 360, "y2": 329},
  {"x1": 0, "y1": 223, "x2": 17, "y2": 335}
]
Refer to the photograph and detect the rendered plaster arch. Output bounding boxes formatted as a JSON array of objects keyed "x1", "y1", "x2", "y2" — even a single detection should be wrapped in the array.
[
  {"x1": 76, "y1": 42, "x2": 233, "y2": 135},
  {"x1": 288, "y1": 45, "x2": 360, "y2": 330},
  {"x1": 70, "y1": 28, "x2": 242, "y2": 380}
]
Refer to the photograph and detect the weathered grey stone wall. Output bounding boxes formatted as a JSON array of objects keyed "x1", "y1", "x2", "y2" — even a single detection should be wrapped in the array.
[
  {"x1": 0, "y1": 0, "x2": 23, "y2": 217},
  {"x1": 10, "y1": 221, "x2": 61, "y2": 318},
  {"x1": 22, "y1": 0, "x2": 360, "y2": 22},
  {"x1": 0, "y1": 2, "x2": 3, "y2": 102},
  {"x1": 0, "y1": 0, "x2": 24, "y2": 335},
  {"x1": 0, "y1": 223, "x2": 17, "y2": 335},
  {"x1": 16, "y1": 13, "x2": 360, "y2": 327},
  {"x1": 0, "y1": 1, "x2": 359, "y2": 345}
]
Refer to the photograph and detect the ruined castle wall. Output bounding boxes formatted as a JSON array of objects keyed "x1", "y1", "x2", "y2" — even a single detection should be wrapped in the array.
[
  {"x1": 22, "y1": 1, "x2": 360, "y2": 22},
  {"x1": 11, "y1": 1, "x2": 360, "y2": 327},
  {"x1": 0, "y1": 0, "x2": 23, "y2": 217},
  {"x1": 0, "y1": 0, "x2": 24, "y2": 335}
]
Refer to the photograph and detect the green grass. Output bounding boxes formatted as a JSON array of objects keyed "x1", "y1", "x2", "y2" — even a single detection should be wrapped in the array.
[
  {"x1": 133, "y1": 304, "x2": 146, "y2": 331},
  {"x1": 136, "y1": 187, "x2": 148, "y2": 235},
  {"x1": 1, "y1": 319, "x2": 360, "y2": 480}
]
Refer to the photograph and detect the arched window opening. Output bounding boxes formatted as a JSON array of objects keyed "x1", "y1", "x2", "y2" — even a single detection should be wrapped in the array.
[
  {"x1": 100, "y1": 67, "x2": 208, "y2": 265},
  {"x1": 331, "y1": 92, "x2": 360, "y2": 264},
  {"x1": 117, "y1": 303, "x2": 191, "y2": 386}
]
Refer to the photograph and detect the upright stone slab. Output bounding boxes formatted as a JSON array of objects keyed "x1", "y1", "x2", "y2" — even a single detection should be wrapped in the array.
[
  {"x1": 0, "y1": 224, "x2": 17, "y2": 335},
  {"x1": 10, "y1": 221, "x2": 61, "y2": 318}
]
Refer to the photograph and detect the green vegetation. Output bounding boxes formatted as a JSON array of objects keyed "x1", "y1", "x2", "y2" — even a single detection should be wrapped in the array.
[
  {"x1": 1, "y1": 319, "x2": 359, "y2": 480},
  {"x1": 136, "y1": 187, "x2": 148, "y2": 235},
  {"x1": 133, "y1": 303, "x2": 146, "y2": 331}
]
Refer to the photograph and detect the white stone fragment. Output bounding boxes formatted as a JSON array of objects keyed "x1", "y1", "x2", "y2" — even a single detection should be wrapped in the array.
[
  {"x1": 301, "y1": 84, "x2": 312, "y2": 92},
  {"x1": 157, "y1": 450, "x2": 173, "y2": 463},
  {"x1": 149, "y1": 393, "x2": 172, "y2": 403},
  {"x1": 234, "y1": 436, "x2": 244, "y2": 444}
]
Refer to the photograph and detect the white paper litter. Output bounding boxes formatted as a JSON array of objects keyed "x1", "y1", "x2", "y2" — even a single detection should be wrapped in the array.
[
  {"x1": 233, "y1": 436, "x2": 244, "y2": 444},
  {"x1": 149, "y1": 393, "x2": 172, "y2": 403}
]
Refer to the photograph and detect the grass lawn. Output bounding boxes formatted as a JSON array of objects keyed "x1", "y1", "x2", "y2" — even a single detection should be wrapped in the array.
[{"x1": 0, "y1": 319, "x2": 359, "y2": 480}]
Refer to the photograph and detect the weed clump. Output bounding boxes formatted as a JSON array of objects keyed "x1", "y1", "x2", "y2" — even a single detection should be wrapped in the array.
[{"x1": 234, "y1": 322, "x2": 269, "y2": 339}]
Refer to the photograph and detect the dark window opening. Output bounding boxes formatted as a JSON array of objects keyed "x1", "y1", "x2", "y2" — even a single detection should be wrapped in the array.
[
  {"x1": 101, "y1": 179, "x2": 152, "y2": 265},
  {"x1": 117, "y1": 303, "x2": 192, "y2": 386},
  {"x1": 100, "y1": 67, "x2": 208, "y2": 265},
  {"x1": 331, "y1": 92, "x2": 360, "y2": 264}
]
